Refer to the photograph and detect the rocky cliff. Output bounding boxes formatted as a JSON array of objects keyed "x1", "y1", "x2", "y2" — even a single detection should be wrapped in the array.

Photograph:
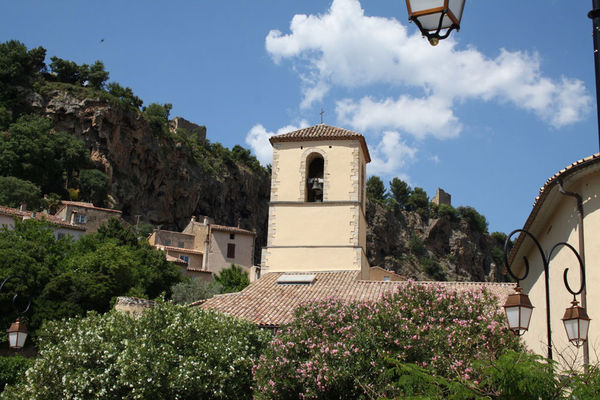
[
  {"x1": 31, "y1": 86, "x2": 270, "y2": 263},
  {"x1": 366, "y1": 200, "x2": 506, "y2": 282}
]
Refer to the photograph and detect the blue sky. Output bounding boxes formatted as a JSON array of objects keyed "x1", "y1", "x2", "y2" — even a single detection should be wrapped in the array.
[{"x1": 1, "y1": 0, "x2": 596, "y2": 235}]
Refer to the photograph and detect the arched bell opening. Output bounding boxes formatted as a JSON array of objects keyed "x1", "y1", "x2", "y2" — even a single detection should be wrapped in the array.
[{"x1": 306, "y1": 153, "x2": 324, "y2": 202}]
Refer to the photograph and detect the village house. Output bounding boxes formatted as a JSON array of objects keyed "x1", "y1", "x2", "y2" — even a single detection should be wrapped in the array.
[
  {"x1": 148, "y1": 216, "x2": 257, "y2": 281},
  {"x1": 508, "y1": 153, "x2": 600, "y2": 368},
  {"x1": 0, "y1": 204, "x2": 86, "y2": 240},
  {"x1": 54, "y1": 200, "x2": 122, "y2": 233},
  {"x1": 198, "y1": 124, "x2": 515, "y2": 328}
]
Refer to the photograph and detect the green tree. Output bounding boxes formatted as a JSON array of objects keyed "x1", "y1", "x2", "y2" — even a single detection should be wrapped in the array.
[
  {"x1": 86, "y1": 60, "x2": 109, "y2": 89},
  {"x1": 214, "y1": 264, "x2": 250, "y2": 293},
  {"x1": 406, "y1": 187, "x2": 429, "y2": 217},
  {"x1": 457, "y1": 206, "x2": 488, "y2": 234},
  {"x1": 0, "y1": 176, "x2": 42, "y2": 209},
  {"x1": 389, "y1": 177, "x2": 411, "y2": 209},
  {"x1": 106, "y1": 82, "x2": 143, "y2": 109},
  {"x1": 142, "y1": 102, "x2": 172, "y2": 136},
  {"x1": 49, "y1": 56, "x2": 82, "y2": 84},
  {"x1": 171, "y1": 279, "x2": 222, "y2": 304},
  {"x1": 78, "y1": 169, "x2": 109, "y2": 206},
  {"x1": 0, "y1": 115, "x2": 88, "y2": 194},
  {"x1": 366, "y1": 175, "x2": 387, "y2": 203},
  {"x1": 0, "y1": 41, "x2": 46, "y2": 117},
  {"x1": 0, "y1": 355, "x2": 33, "y2": 392},
  {"x1": 1, "y1": 303, "x2": 270, "y2": 400}
]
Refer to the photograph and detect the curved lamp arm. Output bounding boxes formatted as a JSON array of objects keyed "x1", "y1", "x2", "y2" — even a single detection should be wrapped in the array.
[
  {"x1": 0, "y1": 276, "x2": 31, "y2": 316},
  {"x1": 504, "y1": 229, "x2": 547, "y2": 284},
  {"x1": 547, "y1": 242, "x2": 586, "y2": 298}
]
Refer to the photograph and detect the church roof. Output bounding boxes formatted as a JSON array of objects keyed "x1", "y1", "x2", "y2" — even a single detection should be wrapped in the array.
[
  {"x1": 269, "y1": 124, "x2": 371, "y2": 163},
  {"x1": 194, "y1": 271, "x2": 515, "y2": 328}
]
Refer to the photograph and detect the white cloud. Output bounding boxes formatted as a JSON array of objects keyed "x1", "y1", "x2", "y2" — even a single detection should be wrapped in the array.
[
  {"x1": 336, "y1": 95, "x2": 461, "y2": 140},
  {"x1": 266, "y1": 0, "x2": 591, "y2": 131},
  {"x1": 245, "y1": 121, "x2": 310, "y2": 165},
  {"x1": 368, "y1": 131, "x2": 417, "y2": 176}
]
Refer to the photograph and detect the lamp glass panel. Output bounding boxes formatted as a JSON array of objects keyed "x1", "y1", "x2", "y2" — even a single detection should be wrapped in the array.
[
  {"x1": 564, "y1": 319, "x2": 579, "y2": 341},
  {"x1": 448, "y1": 0, "x2": 465, "y2": 22},
  {"x1": 519, "y1": 307, "x2": 533, "y2": 329},
  {"x1": 16, "y1": 332, "x2": 27, "y2": 348},
  {"x1": 579, "y1": 319, "x2": 590, "y2": 340},
  {"x1": 8, "y1": 332, "x2": 17, "y2": 348},
  {"x1": 505, "y1": 306, "x2": 520, "y2": 329},
  {"x1": 415, "y1": 13, "x2": 453, "y2": 30},
  {"x1": 408, "y1": 0, "x2": 444, "y2": 13}
]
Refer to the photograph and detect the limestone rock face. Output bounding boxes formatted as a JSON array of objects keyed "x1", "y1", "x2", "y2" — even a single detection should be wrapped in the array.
[
  {"x1": 366, "y1": 201, "x2": 505, "y2": 282},
  {"x1": 36, "y1": 90, "x2": 270, "y2": 263}
]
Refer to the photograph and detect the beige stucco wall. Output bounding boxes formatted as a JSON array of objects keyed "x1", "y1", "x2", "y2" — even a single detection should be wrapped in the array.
[
  {"x1": 0, "y1": 215, "x2": 15, "y2": 229},
  {"x1": 149, "y1": 230, "x2": 195, "y2": 249},
  {"x1": 517, "y1": 170, "x2": 600, "y2": 368},
  {"x1": 264, "y1": 137, "x2": 369, "y2": 274},
  {"x1": 181, "y1": 220, "x2": 209, "y2": 251},
  {"x1": 164, "y1": 249, "x2": 203, "y2": 270},
  {"x1": 207, "y1": 230, "x2": 254, "y2": 275},
  {"x1": 264, "y1": 246, "x2": 362, "y2": 273},
  {"x1": 56, "y1": 205, "x2": 121, "y2": 233},
  {"x1": 53, "y1": 226, "x2": 85, "y2": 241}
]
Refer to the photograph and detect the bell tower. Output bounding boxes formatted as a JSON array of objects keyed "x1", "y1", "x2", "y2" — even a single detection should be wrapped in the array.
[{"x1": 261, "y1": 124, "x2": 371, "y2": 278}]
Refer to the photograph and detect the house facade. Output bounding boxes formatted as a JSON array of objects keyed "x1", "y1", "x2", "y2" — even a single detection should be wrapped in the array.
[
  {"x1": 149, "y1": 217, "x2": 257, "y2": 280},
  {"x1": 55, "y1": 201, "x2": 122, "y2": 233},
  {"x1": 0, "y1": 205, "x2": 86, "y2": 240},
  {"x1": 509, "y1": 153, "x2": 600, "y2": 367}
]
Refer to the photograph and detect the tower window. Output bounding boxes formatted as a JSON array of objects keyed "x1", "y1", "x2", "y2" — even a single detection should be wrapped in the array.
[{"x1": 306, "y1": 154, "x2": 324, "y2": 202}]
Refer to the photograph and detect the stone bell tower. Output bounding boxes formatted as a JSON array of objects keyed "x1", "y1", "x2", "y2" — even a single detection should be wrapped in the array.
[{"x1": 261, "y1": 124, "x2": 371, "y2": 279}]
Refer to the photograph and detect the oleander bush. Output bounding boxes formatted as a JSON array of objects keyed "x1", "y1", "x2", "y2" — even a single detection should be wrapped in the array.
[
  {"x1": 1, "y1": 302, "x2": 270, "y2": 400},
  {"x1": 253, "y1": 281, "x2": 521, "y2": 399}
]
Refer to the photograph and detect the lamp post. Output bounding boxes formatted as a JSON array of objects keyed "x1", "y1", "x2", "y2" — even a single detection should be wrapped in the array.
[
  {"x1": 589, "y1": 0, "x2": 600, "y2": 151},
  {"x1": 0, "y1": 276, "x2": 31, "y2": 351},
  {"x1": 405, "y1": 0, "x2": 465, "y2": 45},
  {"x1": 502, "y1": 229, "x2": 589, "y2": 361}
]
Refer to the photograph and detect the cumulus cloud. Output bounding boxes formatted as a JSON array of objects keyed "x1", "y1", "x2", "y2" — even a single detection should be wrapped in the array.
[
  {"x1": 245, "y1": 121, "x2": 310, "y2": 165},
  {"x1": 266, "y1": 0, "x2": 591, "y2": 133},
  {"x1": 368, "y1": 131, "x2": 417, "y2": 176}
]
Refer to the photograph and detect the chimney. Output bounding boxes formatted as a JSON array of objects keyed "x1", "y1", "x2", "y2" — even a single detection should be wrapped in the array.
[
  {"x1": 203, "y1": 216, "x2": 209, "y2": 225},
  {"x1": 237, "y1": 218, "x2": 241, "y2": 229},
  {"x1": 19, "y1": 202, "x2": 27, "y2": 212},
  {"x1": 70, "y1": 211, "x2": 77, "y2": 225},
  {"x1": 191, "y1": 216, "x2": 196, "y2": 223}
]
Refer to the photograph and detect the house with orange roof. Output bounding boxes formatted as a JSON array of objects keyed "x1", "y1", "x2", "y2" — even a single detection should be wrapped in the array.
[
  {"x1": 0, "y1": 204, "x2": 86, "y2": 240},
  {"x1": 148, "y1": 216, "x2": 257, "y2": 280},
  {"x1": 54, "y1": 200, "x2": 122, "y2": 233}
]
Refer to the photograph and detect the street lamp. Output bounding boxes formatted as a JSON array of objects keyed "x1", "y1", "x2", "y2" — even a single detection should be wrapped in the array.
[
  {"x1": 0, "y1": 276, "x2": 31, "y2": 351},
  {"x1": 503, "y1": 229, "x2": 589, "y2": 360},
  {"x1": 405, "y1": 0, "x2": 465, "y2": 46}
]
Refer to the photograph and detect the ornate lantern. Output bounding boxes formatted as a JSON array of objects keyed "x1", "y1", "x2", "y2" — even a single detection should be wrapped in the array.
[
  {"x1": 562, "y1": 300, "x2": 591, "y2": 347},
  {"x1": 405, "y1": 0, "x2": 465, "y2": 45},
  {"x1": 7, "y1": 317, "x2": 28, "y2": 350},
  {"x1": 503, "y1": 286, "x2": 534, "y2": 336}
]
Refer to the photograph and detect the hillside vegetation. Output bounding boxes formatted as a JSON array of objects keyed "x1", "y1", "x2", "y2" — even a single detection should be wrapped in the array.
[{"x1": 0, "y1": 40, "x2": 508, "y2": 281}]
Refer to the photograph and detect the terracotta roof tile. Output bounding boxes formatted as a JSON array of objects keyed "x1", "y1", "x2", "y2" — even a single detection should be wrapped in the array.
[
  {"x1": 210, "y1": 224, "x2": 255, "y2": 236},
  {"x1": 0, "y1": 206, "x2": 86, "y2": 231},
  {"x1": 269, "y1": 124, "x2": 371, "y2": 163},
  {"x1": 196, "y1": 271, "x2": 515, "y2": 328},
  {"x1": 155, "y1": 245, "x2": 204, "y2": 255},
  {"x1": 58, "y1": 200, "x2": 122, "y2": 214}
]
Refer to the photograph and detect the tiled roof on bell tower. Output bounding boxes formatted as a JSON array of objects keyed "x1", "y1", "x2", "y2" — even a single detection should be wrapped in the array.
[{"x1": 269, "y1": 124, "x2": 371, "y2": 163}]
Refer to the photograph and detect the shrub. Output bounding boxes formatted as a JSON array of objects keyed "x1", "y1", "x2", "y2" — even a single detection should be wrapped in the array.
[
  {"x1": 214, "y1": 264, "x2": 250, "y2": 293},
  {"x1": 457, "y1": 206, "x2": 488, "y2": 234},
  {"x1": 253, "y1": 281, "x2": 521, "y2": 399},
  {"x1": 78, "y1": 169, "x2": 109, "y2": 206},
  {"x1": 421, "y1": 257, "x2": 446, "y2": 281},
  {"x1": 171, "y1": 279, "x2": 222, "y2": 304},
  {"x1": 1, "y1": 303, "x2": 270, "y2": 399},
  {"x1": 0, "y1": 356, "x2": 33, "y2": 392},
  {"x1": 408, "y1": 234, "x2": 426, "y2": 257}
]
